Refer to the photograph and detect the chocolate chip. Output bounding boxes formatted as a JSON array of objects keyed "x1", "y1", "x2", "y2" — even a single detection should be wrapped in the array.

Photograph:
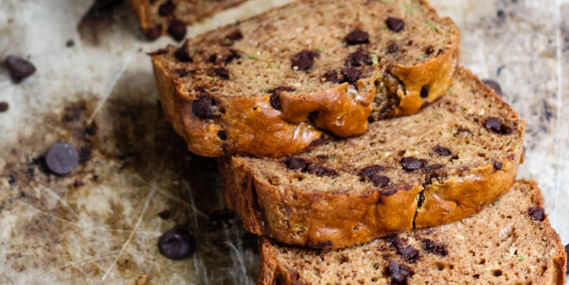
[
  {"x1": 420, "y1": 86, "x2": 429, "y2": 98},
  {"x1": 386, "y1": 43, "x2": 399, "y2": 54},
  {"x1": 369, "y1": 174, "x2": 390, "y2": 187},
  {"x1": 158, "y1": 228, "x2": 196, "y2": 260},
  {"x1": 359, "y1": 165, "x2": 390, "y2": 187},
  {"x1": 323, "y1": 70, "x2": 341, "y2": 83},
  {"x1": 437, "y1": 49, "x2": 444, "y2": 56},
  {"x1": 225, "y1": 30, "x2": 243, "y2": 41},
  {"x1": 345, "y1": 29, "x2": 370, "y2": 45},
  {"x1": 145, "y1": 25, "x2": 163, "y2": 40},
  {"x1": 66, "y1": 40, "x2": 75, "y2": 47},
  {"x1": 493, "y1": 161, "x2": 503, "y2": 170},
  {"x1": 45, "y1": 142, "x2": 79, "y2": 175},
  {"x1": 386, "y1": 17, "x2": 405, "y2": 32},
  {"x1": 268, "y1": 86, "x2": 295, "y2": 110},
  {"x1": 359, "y1": 165, "x2": 386, "y2": 178},
  {"x1": 425, "y1": 46, "x2": 435, "y2": 54},
  {"x1": 387, "y1": 260, "x2": 411, "y2": 284},
  {"x1": 217, "y1": 130, "x2": 227, "y2": 140},
  {"x1": 291, "y1": 50, "x2": 319, "y2": 71},
  {"x1": 209, "y1": 208, "x2": 236, "y2": 229},
  {"x1": 401, "y1": 157, "x2": 423, "y2": 171},
  {"x1": 528, "y1": 206, "x2": 545, "y2": 221},
  {"x1": 270, "y1": 93, "x2": 281, "y2": 110},
  {"x1": 433, "y1": 145, "x2": 452, "y2": 156},
  {"x1": 307, "y1": 164, "x2": 337, "y2": 177},
  {"x1": 421, "y1": 239, "x2": 448, "y2": 256},
  {"x1": 209, "y1": 67, "x2": 229, "y2": 79},
  {"x1": 158, "y1": 1, "x2": 176, "y2": 16},
  {"x1": 286, "y1": 157, "x2": 308, "y2": 171},
  {"x1": 5, "y1": 55, "x2": 36, "y2": 83},
  {"x1": 175, "y1": 68, "x2": 188, "y2": 77},
  {"x1": 484, "y1": 117, "x2": 502, "y2": 133},
  {"x1": 174, "y1": 41, "x2": 192, "y2": 62},
  {"x1": 224, "y1": 48, "x2": 241, "y2": 65},
  {"x1": 341, "y1": 67, "x2": 362, "y2": 84},
  {"x1": 158, "y1": 210, "x2": 170, "y2": 220},
  {"x1": 0, "y1": 102, "x2": 8, "y2": 112},
  {"x1": 399, "y1": 245, "x2": 420, "y2": 263},
  {"x1": 482, "y1": 79, "x2": 503, "y2": 96},
  {"x1": 347, "y1": 47, "x2": 372, "y2": 67},
  {"x1": 167, "y1": 19, "x2": 186, "y2": 41},
  {"x1": 192, "y1": 96, "x2": 218, "y2": 119}
]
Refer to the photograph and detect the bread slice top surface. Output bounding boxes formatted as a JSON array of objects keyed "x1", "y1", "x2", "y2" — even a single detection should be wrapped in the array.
[
  {"x1": 153, "y1": 0, "x2": 458, "y2": 99},
  {"x1": 236, "y1": 66, "x2": 524, "y2": 194},
  {"x1": 262, "y1": 180, "x2": 567, "y2": 285}
]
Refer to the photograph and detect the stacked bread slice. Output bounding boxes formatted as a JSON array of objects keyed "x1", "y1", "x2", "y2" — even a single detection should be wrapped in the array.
[{"x1": 150, "y1": 0, "x2": 567, "y2": 283}]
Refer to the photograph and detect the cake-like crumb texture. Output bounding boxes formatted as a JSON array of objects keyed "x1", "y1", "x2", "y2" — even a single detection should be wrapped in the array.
[
  {"x1": 259, "y1": 180, "x2": 567, "y2": 285},
  {"x1": 152, "y1": 0, "x2": 459, "y2": 157},
  {"x1": 220, "y1": 66, "x2": 525, "y2": 248}
]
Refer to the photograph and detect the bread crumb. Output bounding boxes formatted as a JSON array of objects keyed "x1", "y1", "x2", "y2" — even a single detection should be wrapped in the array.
[{"x1": 137, "y1": 275, "x2": 147, "y2": 284}]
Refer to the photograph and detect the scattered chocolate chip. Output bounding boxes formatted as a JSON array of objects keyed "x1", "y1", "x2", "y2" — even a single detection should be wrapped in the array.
[
  {"x1": 433, "y1": 145, "x2": 452, "y2": 156},
  {"x1": 369, "y1": 174, "x2": 390, "y2": 187},
  {"x1": 167, "y1": 19, "x2": 186, "y2": 41},
  {"x1": 436, "y1": 49, "x2": 444, "y2": 56},
  {"x1": 341, "y1": 67, "x2": 362, "y2": 84},
  {"x1": 401, "y1": 157, "x2": 423, "y2": 171},
  {"x1": 0, "y1": 102, "x2": 8, "y2": 112},
  {"x1": 5, "y1": 55, "x2": 36, "y2": 83},
  {"x1": 268, "y1": 86, "x2": 295, "y2": 110},
  {"x1": 175, "y1": 68, "x2": 188, "y2": 77},
  {"x1": 420, "y1": 86, "x2": 429, "y2": 98},
  {"x1": 346, "y1": 47, "x2": 372, "y2": 67},
  {"x1": 192, "y1": 96, "x2": 218, "y2": 119},
  {"x1": 421, "y1": 239, "x2": 448, "y2": 256},
  {"x1": 209, "y1": 208, "x2": 236, "y2": 229},
  {"x1": 145, "y1": 25, "x2": 163, "y2": 40},
  {"x1": 174, "y1": 41, "x2": 192, "y2": 62},
  {"x1": 528, "y1": 206, "x2": 545, "y2": 221},
  {"x1": 482, "y1": 79, "x2": 503, "y2": 96},
  {"x1": 291, "y1": 50, "x2": 319, "y2": 71},
  {"x1": 208, "y1": 54, "x2": 219, "y2": 63},
  {"x1": 425, "y1": 46, "x2": 435, "y2": 54},
  {"x1": 345, "y1": 29, "x2": 370, "y2": 45},
  {"x1": 158, "y1": 209, "x2": 170, "y2": 220},
  {"x1": 323, "y1": 70, "x2": 341, "y2": 83},
  {"x1": 307, "y1": 164, "x2": 337, "y2": 177},
  {"x1": 386, "y1": 43, "x2": 399, "y2": 54},
  {"x1": 386, "y1": 17, "x2": 405, "y2": 32},
  {"x1": 66, "y1": 40, "x2": 75, "y2": 47},
  {"x1": 484, "y1": 117, "x2": 502, "y2": 133},
  {"x1": 387, "y1": 260, "x2": 411, "y2": 284},
  {"x1": 359, "y1": 165, "x2": 390, "y2": 187},
  {"x1": 209, "y1": 67, "x2": 229, "y2": 79},
  {"x1": 158, "y1": 228, "x2": 196, "y2": 260},
  {"x1": 224, "y1": 48, "x2": 241, "y2": 65},
  {"x1": 45, "y1": 142, "x2": 79, "y2": 175},
  {"x1": 285, "y1": 157, "x2": 308, "y2": 171},
  {"x1": 399, "y1": 245, "x2": 420, "y2": 263},
  {"x1": 269, "y1": 93, "x2": 281, "y2": 110},
  {"x1": 359, "y1": 165, "x2": 386, "y2": 178},
  {"x1": 493, "y1": 161, "x2": 503, "y2": 170},
  {"x1": 217, "y1": 130, "x2": 227, "y2": 140},
  {"x1": 225, "y1": 30, "x2": 243, "y2": 41},
  {"x1": 158, "y1": 1, "x2": 176, "y2": 16}
]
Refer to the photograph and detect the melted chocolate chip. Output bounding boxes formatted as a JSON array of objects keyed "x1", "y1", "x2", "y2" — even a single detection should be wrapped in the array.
[
  {"x1": 192, "y1": 96, "x2": 218, "y2": 119},
  {"x1": 217, "y1": 130, "x2": 227, "y2": 140},
  {"x1": 174, "y1": 41, "x2": 192, "y2": 62},
  {"x1": 420, "y1": 86, "x2": 429, "y2": 98},
  {"x1": 359, "y1": 165, "x2": 390, "y2": 187},
  {"x1": 174, "y1": 68, "x2": 188, "y2": 77},
  {"x1": 421, "y1": 239, "x2": 448, "y2": 256},
  {"x1": 158, "y1": 228, "x2": 196, "y2": 260},
  {"x1": 493, "y1": 161, "x2": 503, "y2": 170},
  {"x1": 45, "y1": 142, "x2": 79, "y2": 175},
  {"x1": 345, "y1": 29, "x2": 370, "y2": 45},
  {"x1": 359, "y1": 165, "x2": 386, "y2": 178},
  {"x1": 370, "y1": 174, "x2": 390, "y2": 187},
  {"x1": 0, "y1": 102, "x2": 8, "y2": 112},
  {"x1": 307, "y1": 164, "x2": 337, "y2": 177},
  {"x1": 387, "y1": 235, "x2": 420, "y2": 263},
  {"x1": 433, "y1": 145, "x2": 452, "y2": 156},
  {"x1": 5, "y1": 55, "x2": 36, "y2": 83},
  {"x1": 286, "y1": 157, "x2": 308, "y2": 171},
  {"x1": 386, "y1": 43, "x2": 399, "y2": 54},
  {"x1": 224, "y1": 48, "x2": 241, "y2": 65},
  {"x1": 145, "y1": 25, "x2": 163, "y2": 40},
  {"x1": 268, "y1": 86, "x2": 295, "y2": 110},
  {"x1": 346, "y1": 47, "x2": 372, "y2": 67},
  {"x1": 225, "y1": 30, "x2": 243, "y2": 41},
  {"x1": 401, "y1": 157, "x2": 423, "y2": 171},
  {"x1": 341, "y1": 67, "x2": 362, "y2": 84},
  {"x1": 388, "y1": 260, "x2": 411, "y2": 284},
  {"x1": 425, "y1": 46, "x2": 435, "y2": 54},
  {"x1": 209, "y1": 67, "x2": 229, "y2": 79},
  {"x1": 323, "y1": 70, "x2": 341, "y2": 83},
  {"x1": 528, "y1": 206, "x2": 545, "y2": 221},
  {"x1": 484, "y1": 117, "x2": 502, "y2": 133},
  {"x1": 158, "y1": 209, "x2": 170, "y2": 219},
  {"x1": 386, "y1": 17, "x2": 405, "y2": 32},
  {"x1": 158, "y1": 0, "x2": 176, "y2": 16},
  {"x1": 209, "y1": 208, "x2": 236, "y2": 229},
  {"x1": 482, "y1": 79, "x2": 503, "y2": 96},
  {"x1": 270, "y1": 93, "x2": 281, "y2": 110},
  {"x1": 167, "y1": 19, "x2": 186, "y2": 41},
  {"x1": 291, "y1": 50, "x2": 319, "y2": 71}
]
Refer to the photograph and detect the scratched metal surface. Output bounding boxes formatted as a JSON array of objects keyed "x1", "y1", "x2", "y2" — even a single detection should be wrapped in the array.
[{"x1": 0, "y1": 0, "x2": 567, "y2": 284}]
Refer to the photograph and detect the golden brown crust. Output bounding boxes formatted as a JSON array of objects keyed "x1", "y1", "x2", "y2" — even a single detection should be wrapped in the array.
[{"x1": 152, "y1": 0, "x2": 460, "y2": 157}]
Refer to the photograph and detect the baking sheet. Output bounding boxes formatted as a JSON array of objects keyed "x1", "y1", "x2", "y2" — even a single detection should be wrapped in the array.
[{"x1": 0, "y1": 0, "x2": 567, "y2": 284}]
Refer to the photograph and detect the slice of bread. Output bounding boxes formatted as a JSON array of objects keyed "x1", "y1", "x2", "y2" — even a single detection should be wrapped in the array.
[
  {"x1": 151, "y1": 0, "x2": 459, "y2": 157},
  {"x1": 219, "y1": 67, "x2": 525, "y2": 249},
  {"x1": 259, "y1": 180, "x2": 567, "y2": 285},
  {"x1": 126, "y1": 0, "x2": 248, "y2": 40}
]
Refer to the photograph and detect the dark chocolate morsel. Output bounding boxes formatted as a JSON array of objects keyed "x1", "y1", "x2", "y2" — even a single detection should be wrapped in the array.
[
  {"x1": 45, "y1": 142, "x2": 79, "y2": 175},
  {"x1": 484, "y1": 117, "x2": 502, "y2": 133},
  {"x1": 493, "y1": 161, "x2": 503, "y2": 170},
  {"x1": 345, "y1": 29, "x2": 370, "y2": 45},
  {"x1": 420, "y1": 86, "x2": 429, "y2": 98},
  {"x1": 158, "y1": 1, "x2": 176, "y2": 17},
  {"x1": 291, "y1": 50, "x2": 319, "y2": 71},
  {"x1": 528, "y1": 206, "x2": 545, "y2": 221},
  {"x1": 433, "y1": 145, "x2": 452, "y2": 156},
  {"x1": 341, "y1": 67, "x2": 362, "y2": 84},
  {"x1": 158, "y1": 210, "x2": 170, "y2": 220},
  {"x1": 145, "y1": 25, "x2": 163, "y2": 40},
  {"x1": 401, "y1": 157, "x2": 423, "y2": 171},
  {"x1": 286, "y1": 157, "x2": 308, "y2": 171},
  {"x1": 192, "y1": 96, "x2": 218, "y2": 119},
  {"x1": 158, "y1": 228, "x2": 196, "y2": 260},
  {"x1": 0, "y1": 102, "x2": 8, "y2": 112},
  {"x1": 386, "y1": 43, "x2": 399, "y2": 54},
  {"x1": 386, "y1": 17, "x2": 405, "y2": 32},
  {"x1": 482, "y1": 79, "x2": 503, "y2": 96},
  {"x1": 387, "y1": 260, "x2": 411, "y2": 283},
  {"x1": 167, "y1": 19, "x2": 187, "y2": 42},
  {"x1": 421, "y1": 239, "x2": 448, "y2": 256},
  {"x1": 5, "y1": 55, "x2": 36, "y2": 83},
  {"x1": 174, "y1": 41, "x2": 192, "y2": 62}
]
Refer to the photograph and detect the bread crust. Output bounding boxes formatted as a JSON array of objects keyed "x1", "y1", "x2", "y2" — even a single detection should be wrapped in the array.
[{"x1": 152, "y1": 0, "x2": 460, "y2": 157}]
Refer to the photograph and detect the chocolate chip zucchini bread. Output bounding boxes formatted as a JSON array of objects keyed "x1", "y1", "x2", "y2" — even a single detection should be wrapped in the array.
[
  {"x1": 219, "y1": 67, "x2": 525, "y2": 249},
  {"x1": 258, "y1": 180, "x2": 567, "y2": 285},
  {"x1": 126, "y1": 0, "x2": 248, "y2": 41},
  {"x1": 152, "y1": 0, "x2": 460, "y2": 157}
]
